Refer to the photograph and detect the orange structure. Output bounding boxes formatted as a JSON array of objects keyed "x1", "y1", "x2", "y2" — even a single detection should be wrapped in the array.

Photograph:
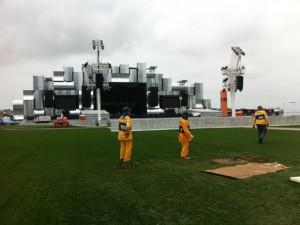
[
  {"x1": 79, "y1": 115, "x2": 86, "y2": 120},
  {"x1": 236, "y1": 111, "x2": 243, "y2": 117},
  {"x1": 53, "y1": 117, "x2": 69, "y2": 127},
  {"x1": 220, "y1": 90, "x2": 228, "y2": 116}
]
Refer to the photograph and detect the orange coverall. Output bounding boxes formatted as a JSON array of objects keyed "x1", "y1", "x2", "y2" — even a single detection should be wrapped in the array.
[
  {"x1": 118, "y1": 115, "x2": 133, "y2": 162},
  {"x1": 178, "y1": 118, "x2": 192, "y2": 158}
]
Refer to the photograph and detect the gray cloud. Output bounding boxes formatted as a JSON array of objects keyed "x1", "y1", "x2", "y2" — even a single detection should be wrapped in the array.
[{"x1": 1, "y1": 0, "x2": 300, "y2": 110}]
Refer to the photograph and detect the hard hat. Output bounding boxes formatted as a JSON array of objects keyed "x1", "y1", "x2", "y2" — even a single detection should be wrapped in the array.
[
  {"x1": 182, "y1": 111, "x2": 189, "y2": 117},
  {"x1": 122, "y1": 107, "x2": 132, "y2": 113}
]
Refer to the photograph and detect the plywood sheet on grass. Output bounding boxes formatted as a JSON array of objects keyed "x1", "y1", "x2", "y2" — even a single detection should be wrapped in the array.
[
  {"x1": 205, "y1": 163, "x2": 288, "y2": 179},
  {"x1": 212, "y1": 156, "x2": 269, "y2": 165}
]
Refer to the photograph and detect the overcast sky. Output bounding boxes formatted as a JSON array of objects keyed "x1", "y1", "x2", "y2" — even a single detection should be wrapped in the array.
[{"x1": 1, "y1": 0, "x2": 300, "y2": 110}]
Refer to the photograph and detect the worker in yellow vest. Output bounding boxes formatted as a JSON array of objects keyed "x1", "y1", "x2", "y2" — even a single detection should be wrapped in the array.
[
  {"x1": 178, "y1": 111, "x2": 193, "y2": 159},
  {"x1": 252, "y1": 106, "x2": 269, "y2": 144},
  {"x1": 118, "y1": 107, "x2": 133, "y2": 162}
]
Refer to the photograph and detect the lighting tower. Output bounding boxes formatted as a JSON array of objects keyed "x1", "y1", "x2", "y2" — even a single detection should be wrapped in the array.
[
  {"x1": 92, "y1": 39, "x2": 105, "y2": 123},
  {"x1": 92, "y1": 40, "x2": 104, "y2": 73},
  {"x1": 221, "y1": 47, "x2": 246, "y2": 117}
]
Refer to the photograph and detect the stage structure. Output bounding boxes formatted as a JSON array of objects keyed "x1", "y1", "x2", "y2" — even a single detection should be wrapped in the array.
[
  {"x1": 13, "y1": 41, "x2": 213, "y2": 121},
  {"x1": 221, "y1": 47, "x2": 246, "y2": 117}
]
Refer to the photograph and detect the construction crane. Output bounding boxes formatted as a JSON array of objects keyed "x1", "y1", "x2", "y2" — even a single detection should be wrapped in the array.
[{"x1": 221, "y1": 47, "x2": 246, "y2": 117}]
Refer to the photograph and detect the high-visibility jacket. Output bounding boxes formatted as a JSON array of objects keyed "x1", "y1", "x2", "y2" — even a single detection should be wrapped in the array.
[
  {"x1": 253, "y1": 110, "x2": 269, "y2": 126},
  {"x1": 118, "y1": 115, "x2": 132, "y2": 140},
  {"x1": 178, "y1": 118, "x2": 192, "y2": 142}
]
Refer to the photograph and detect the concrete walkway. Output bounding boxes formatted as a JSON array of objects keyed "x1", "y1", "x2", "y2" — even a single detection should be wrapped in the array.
[{"x1": 268, "y1": 127, "x2": 300, "y2": 131}]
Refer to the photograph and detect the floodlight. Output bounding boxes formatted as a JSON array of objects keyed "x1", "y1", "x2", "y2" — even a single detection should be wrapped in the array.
[
  {"x1": 92, "y1": 40, "x2": 96, "y2": 50},
  {"x1": 177, "y1": 80, "x2": 188, "y2": 85},
  {"x1": 100, "y1": 40, "x2": 104, "y2": 50}
]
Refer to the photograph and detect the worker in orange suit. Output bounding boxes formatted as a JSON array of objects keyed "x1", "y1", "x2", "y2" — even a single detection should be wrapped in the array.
[
  {"x1": 178, "y1": 111, "x2": 193, "y2": 159},
  {"x1": 118, "y1": 107, "x2": 133, "y2": 162}
]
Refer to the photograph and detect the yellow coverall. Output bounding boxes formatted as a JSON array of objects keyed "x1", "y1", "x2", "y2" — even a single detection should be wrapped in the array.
[
  {"x1": 252, "y1": 109, "x2": 269, "y2": 143},
  {"x1": 252, "y1": 110, "x2": 269, "y2": 126},
  {"x1": 118, "y1": 115, "x2": 133, "y2": 162},
  {"x1": 178, "y1": 118, "x2": 192, "y2": 158}
]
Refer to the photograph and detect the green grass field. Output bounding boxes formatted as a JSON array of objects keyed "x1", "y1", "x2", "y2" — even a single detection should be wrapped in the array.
[{"x1": 1, "y1": 125, "x2": 300, "y2": 225}]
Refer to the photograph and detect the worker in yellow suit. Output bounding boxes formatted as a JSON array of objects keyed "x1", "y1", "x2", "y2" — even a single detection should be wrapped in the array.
[
  {"x1": 178, "y1": 111, "x2": 193, "y2": 159},
  {"x1": 118, "y1": 107, "x2": 133, "y2": 162},
  {"x1": 252, "y1": 105, "x2": 269, "y2": 144}
]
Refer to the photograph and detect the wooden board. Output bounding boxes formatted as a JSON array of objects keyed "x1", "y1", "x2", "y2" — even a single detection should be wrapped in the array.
[{"x1": 204, "y1": 163, "x2": 288, "y2": 179}]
